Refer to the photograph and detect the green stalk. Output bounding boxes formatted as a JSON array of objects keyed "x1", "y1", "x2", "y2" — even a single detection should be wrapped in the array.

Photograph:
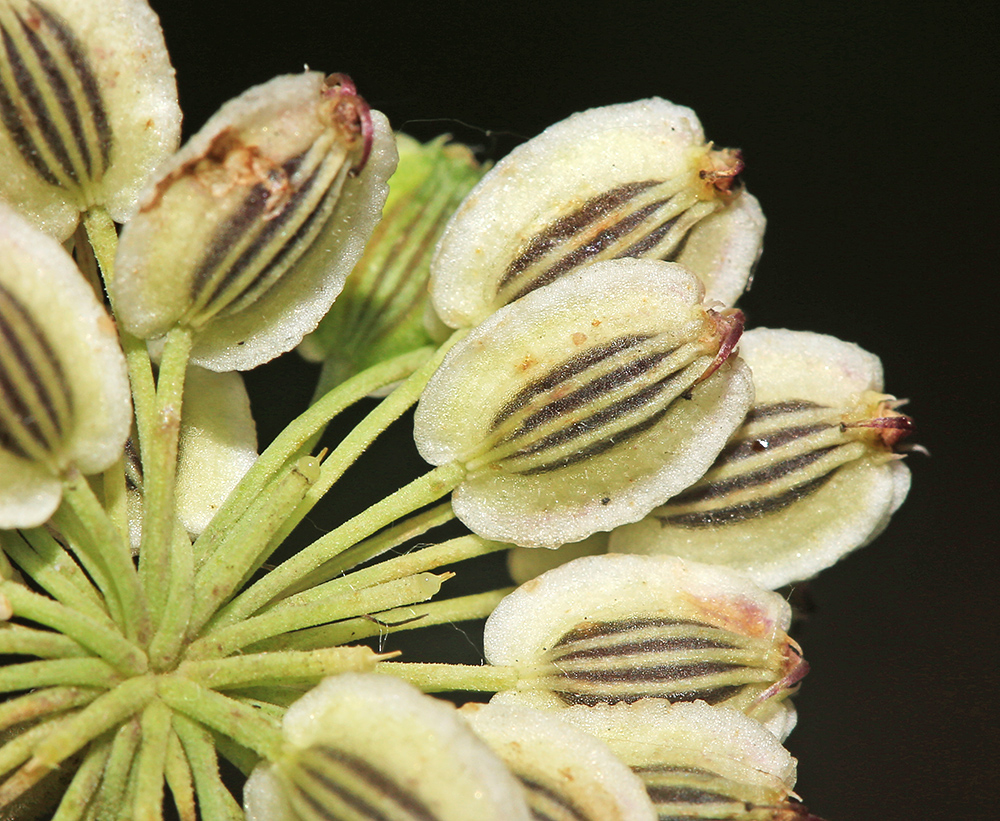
[
  {"x1": 178, "y1": 646, "x2": 382, "y2": 690},
  {"x1": 84, "y1": 207, "x2": 156, "y2": 555},
  {"x1": 0, "y1": 658, "x2": 119, "y2": 693},
  {"x1": 0, "y1": 623, "x2": 88, "y2": 659},
  {"x1": 299, "y1": 534, "x2": 506, "y2": 600},
  {"x1": 186, "y1": 457, "x2": 319, "y2": 639},
  {"x1": 163, "y1": 730, "x2": 196, "y2": 821},
  {"x1": 248, "y1": 332, "x2": 467, "y2": 562},
  {"x1": 89, "y1": 718, "x2": 140, "y2": 821},
  {"x1": 282, "y1": 501, "x2": 455, "y2": 596},
  {"x1": 209, "y1": 461, "x2": 466, "y2": 629},
  {"x1": 100, "y1": 455, "x2": 130, "y2": 546},
  {"x1": 187, "y1": 572, "x2": 448, "y2": 660},
  {"x1": 0, "y1": 686, "x2": 99, "y2": 734},
  {"x1": 172, "y1": 714, "x2": 245, "y2": 821},
  {"x1": 375, "y1": 661, "x2": 518, "y2": 693},
  {"x1": 4, "y1": 527, "x2": 108, "y2": 620},
  {"x1": 0, "y1": 677, "x2": 154, "y2": 808},
  {"x1": 50, "y1": 734, "x2": 113, "y2": 821},
  {"x1": 258, "y1": 587, "x2": 512, "y2": 651},
  {"x1": 0, "y1": 714, "x2": 71, "y2": 779},
  {"x1": 192, "y1": 345, "x2": 438, "y2": 568},
  {"x1": 138, "y1": 325, "x2": 193, "y2": 624},
  {"x1": 147, "y1": 523, "x2": 194, "y2": 671},
  {"x1": 59, "y1": 474, "x2": 150, "y2": 643},
  {"x1": 0, "y1": 581, "x2": 146, "y2": 675},
  {"x1": 157, "y1": 676, "x2": 283, "y2": 762},
  {"x1": 132, "y1": 700, "x2": 171, "y2": 821},
  {"x1": 82, "y1": 208, "x2": 119, "y2": 293},
  {"x1": 49, "y1": 500, "x2": 126, "y2": 629}
]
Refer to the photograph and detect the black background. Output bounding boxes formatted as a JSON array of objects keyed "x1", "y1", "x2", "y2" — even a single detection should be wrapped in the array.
[{"x1": 149, "y1": 2, "x2": 997, "y2": 818}]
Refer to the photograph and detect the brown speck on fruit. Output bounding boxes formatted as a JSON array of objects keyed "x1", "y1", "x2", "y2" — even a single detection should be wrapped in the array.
[{"x1": 571, "y1": 332, "x2": 587, "y2": 345}]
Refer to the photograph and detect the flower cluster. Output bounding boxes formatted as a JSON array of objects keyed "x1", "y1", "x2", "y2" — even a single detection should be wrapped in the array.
[{"x1": 0, "y1": 1, "x2": 914, "y2": 819}]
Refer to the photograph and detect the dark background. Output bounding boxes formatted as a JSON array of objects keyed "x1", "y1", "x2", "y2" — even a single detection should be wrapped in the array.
[{"x1": 150, "y1": 2, "x2": 997, "y2": 818}]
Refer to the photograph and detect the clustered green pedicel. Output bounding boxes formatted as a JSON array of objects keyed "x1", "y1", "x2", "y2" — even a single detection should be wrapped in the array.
[{"x1": 0, "y1": 1, "x2": 915, "y2": 819}]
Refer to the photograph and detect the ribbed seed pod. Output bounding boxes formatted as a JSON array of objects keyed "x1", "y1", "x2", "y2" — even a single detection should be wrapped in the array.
[
  {"x1": 430, "y1": 98, "x2": 764, "y2": 328},
  {"x1": 610, "y1": 328, "x2": 913, "y2": 588},
  {"x1": 243, "y1": 674, "x2": 531, "y2": 821},
  {"x1": 461, "y1": 701, "x2": 657, "y2": 821},
  {"x1": 484, "y1": 554, "x2": 808, "y2": 737},
  {"x1": 112, "y1": 72, "x2": 396, "y2": 371},
  {"x1": 561, "y1": 701, "x2": 823, "y2": 820},
  {"x1": 485, "y1": 555, "x2": 805, "y2": 738},
  {"x1": 414, "y1": 259, "x2": 753, "y2": 547},
  {"x1": 0, "y1": 202, "x2": 130, "y2": 527},
  {"x1": 0, "y1": 0, "x2": 180, "y2": 239},
  {"x1": 300, "y1": 133, "x2": 485, "y2": 394}
]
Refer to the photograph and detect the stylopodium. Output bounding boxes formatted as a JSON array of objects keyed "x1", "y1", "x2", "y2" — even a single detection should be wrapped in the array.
[{"x1": 0, "y1": 1, "x2": 914, "y2": 819}]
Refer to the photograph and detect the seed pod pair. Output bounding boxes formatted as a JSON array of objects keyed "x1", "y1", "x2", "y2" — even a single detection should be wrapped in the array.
[
  {"x1": 485, "y1": 554, "x2": 805, "y2": 739},
  {"x1": 0, "y1": 203, "x2": 129, "y2": 527},
  {"x1": 415, "y1": 260, "x2": 754, "y2": 547},
  {"x1": 0, "y1": 0, "x2": 180, "y2": 238},
  {"x1": 111, "y1": 71, "x2": 397, "y2": 371}
]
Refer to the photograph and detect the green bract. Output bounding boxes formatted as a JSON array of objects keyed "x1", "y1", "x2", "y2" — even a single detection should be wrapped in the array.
[
  {"x1": 0, "y1": 0, "x2": 180, "y2": 239},
  {"x1": 300, "y1": 133, "x2": 485, "y2": 395}
]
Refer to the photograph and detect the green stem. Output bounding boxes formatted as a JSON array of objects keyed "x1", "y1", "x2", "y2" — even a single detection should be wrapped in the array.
[
  {"x1": 300, "y1": 534, "x2": 506, "y2": 601},
  {"x1": 157, "y1": 676, "x2": 283, "y2": 762},
  {"x1": 375, "y1": 661, "x2": 518, "y2": 693},
  {"x1": 178, "y1": 646, "x2": 382, "y2": 690},
  {"x1": 261, "y1": 588, "x2": 513, "y2": 651},
  {"x1": 0, "y1": 677, "x2": 154, "y2": 808},
  {"x1": 188, "y1": 572, "x2": 448, "y2": 660},
  {"x1": 210, "y1": 461, "x2": 466, "y2": 629},
  {"x1": 0, "y1": 581, "x2": 146, "y2": 675},
  {"x1": 49, "y1": 500, "x2": 125, "y2": 628},
  {"x1": 0, "y1": 658, "x2": 119, "y2": 693},
  {"x1": 138, "y1": 325, "x2": 193, "y2": 624},
  {"x1": 132, "y1": 700, "x2": 171, "y2": 821},
  {"x1": 0, "y1": 622, "x2": 88, "y2": 659},
  {"x1": 172, "y1": 714, "x2": 245, "y2": 821},
  {"x1": 82, "y1": 207, "x2": 118, "y2": 293},
  {"x1": 232, "y1": 695, "x2": 287, "y2": 721},
  {"x1": 0, "y1": 713, "x2": 71, "y2": 779},
  {"x1": 0, "y1": 686, "x2": 99, "y2": 734},
  {"x1": 90, "y1": 718, "x2": 141, "y2": 821},
  {"x1": 248, "y1": 333, "x2": 467, "y2": 563},
  {"x1": 192, "y1": 345, "x2": 438, "y2": 568},
  {"x1": 282, "y1": 501, "x2": 455, "y2": 596},
  {"x1": 59, "y1": 474, "x2": 150, "y2": 643},
  {"x1": 163, "y1": 729, "x2": 196, "y2": 821},
  {"x1": 3, "y1": 527, "x2": 108, "y2": 621},
  {"x1": 82, "y1": 208, "x2": 158, "y2": 456},
  {"x1": 147, "y1": 522, "x2": 194, "y2": 671},
  {"x1": 186, "y1": 457, "x2": 319, "y2": 640},
  {"x1": 51, "y1": 733, "x2": 112, "y2": 821},
  {"x1": 84, "y1": 206, "x2": 158, "y2": 569}
]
